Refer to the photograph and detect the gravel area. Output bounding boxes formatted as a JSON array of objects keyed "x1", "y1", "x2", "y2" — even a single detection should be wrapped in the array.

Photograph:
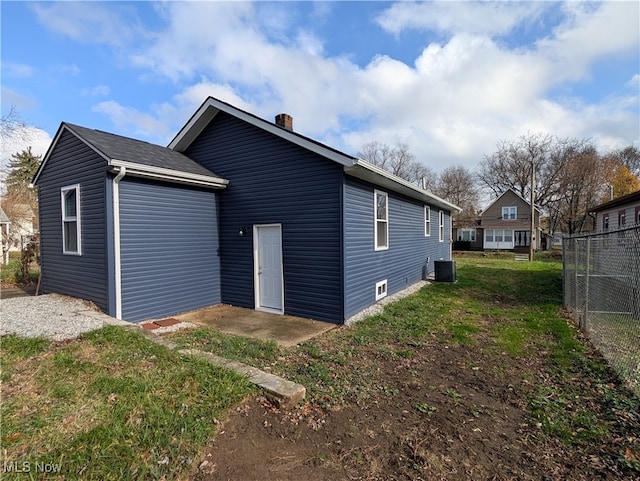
[
  {"x1": 1, "y1": 281, "x2": 432, "y2": 340},
  {"x1": 1, "y1": 294, "x2": 128, "y2": 341}
]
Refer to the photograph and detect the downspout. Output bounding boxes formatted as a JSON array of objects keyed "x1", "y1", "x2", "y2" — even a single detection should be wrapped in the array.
[{"x1": 112, "y1": 167, "x2": 126, "y2": 319}]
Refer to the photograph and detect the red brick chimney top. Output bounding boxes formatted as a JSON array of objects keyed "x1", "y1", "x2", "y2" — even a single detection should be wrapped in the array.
[{"x1": 275, "y1": 113, "x2": 293, "y2": 131}]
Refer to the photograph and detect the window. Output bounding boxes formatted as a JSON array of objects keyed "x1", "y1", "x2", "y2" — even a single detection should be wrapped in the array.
[
  {"x1": 375, "y1": 279, "x2": 388, "y2": 301},
  {"x1": 61, "y1": 184, "x2": 81, "y2": 255},
  {"x1": 635, "y1": 207, "x2": 640, "y2": 224},
  {"x1": 603, "y1": 214, "x2": 609, "y2": 231},
  {"x1": 438, "y1": 210, "x2": 445, "y2": 242},
  {"x1": 458, "y1": 228, "x2": 476, "y2": 242},
  {"x1": 515, "y1": 230, "x2": 530, "y2": 247},
  {"x1": 424, "y1": 206, "x2": 431, "y2": 237},
  {"x1": 502, "y1": 206, "x2": 517, "y2": 220},
  {"x1": 485, "y1": 229, "x2": 516, "y2": 246},
  {"x1": 619, "y1": 210, "x2": 626, "y2": 227},
  {"x1": 374, "y1": 190, "x2": 388, "y2": 250}
]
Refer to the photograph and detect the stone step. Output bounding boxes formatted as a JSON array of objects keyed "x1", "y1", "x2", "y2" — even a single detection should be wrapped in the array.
[{"x1": 179, "y1": 348, "x2": 306, "y2": 409}]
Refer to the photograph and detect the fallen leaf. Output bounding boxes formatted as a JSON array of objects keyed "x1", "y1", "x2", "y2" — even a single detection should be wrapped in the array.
[{"x1": 625, "y1": 447, "x2": 639, "y2": 461}]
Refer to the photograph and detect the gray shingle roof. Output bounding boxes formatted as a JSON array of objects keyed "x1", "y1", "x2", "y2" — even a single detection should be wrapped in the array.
[{"x1": 65, "y1": 123, "x2": 220, "y2": 178}]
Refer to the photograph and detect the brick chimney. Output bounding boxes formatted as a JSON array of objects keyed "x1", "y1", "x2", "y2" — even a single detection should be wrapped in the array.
[{"x1": 275, "y1": 113, "x2": 293, "y2": 131}]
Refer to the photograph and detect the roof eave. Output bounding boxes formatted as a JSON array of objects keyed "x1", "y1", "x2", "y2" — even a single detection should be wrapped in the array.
[
  {"x1": 109, "y1": 159, "x2": 229, "y2": 189},
  {"x1": 589, "y1": 190, "x2": 640, "y2": 212},
  {"x1": 345, "y1": 160, "x2": 462, "y2": 213},
  {"x1": 169, "y1": 97, "x2": 358, "y2": 167}
]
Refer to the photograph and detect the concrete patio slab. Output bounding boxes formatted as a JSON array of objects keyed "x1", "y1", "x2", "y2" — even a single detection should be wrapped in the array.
[{"x1": 173, "y1": 304, "x2": 337, "y2": 347}]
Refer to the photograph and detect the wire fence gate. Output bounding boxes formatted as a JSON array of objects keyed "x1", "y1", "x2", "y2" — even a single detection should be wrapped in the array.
[{"x1": 563, "y1": 225, "x2": 640, "y2": 396}]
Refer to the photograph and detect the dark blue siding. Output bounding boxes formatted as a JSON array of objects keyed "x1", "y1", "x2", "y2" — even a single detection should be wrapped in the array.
[
  {"x1": 119, "y1": 178, "x2": 221, "y2": 322},
  {"x1": 343, "y1": 176, "x2": 452, "y2": 320},
  {"x1": 185, "y1": 113, "x2": 343, "y2": 323},
  {"x1": 36, "y1": 130, "x2": 109, "y2": 312}
]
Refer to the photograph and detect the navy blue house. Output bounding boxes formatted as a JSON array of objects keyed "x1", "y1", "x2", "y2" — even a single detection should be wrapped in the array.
[{"x1": 33, "y1": 97, "x2": 461, "y2": 324}]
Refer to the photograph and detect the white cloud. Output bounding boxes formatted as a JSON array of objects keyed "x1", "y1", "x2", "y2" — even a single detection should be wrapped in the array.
[
  {"x1": 30, "y1": 2, "x2": 142, "y2": 47},
  {"x1": 537, "y1": 1, "x2": 640, "y2": 82},
  {"x1": 375, "y1": 1, "x2": 548, "y2": 37},
  {"x1": 82, "y1": 85, "x2": 110, "y2": 97},
  {"x1": 627, "y1": 74, "x2": 640, "y2": 90},
  {"x1": 92, "y1": 101, "x2": 172, "y2": 141},
  {"x1": 39, "y1": 1, "x2": 637, "y2": 173},
  {"x1": 120, "y1": 1, "x2": 635, "y2": 172},
  {"x1": 2, "y1": 62, "x2": 35, "y2": 78},
  {"x1": 53, "y1": 64, "x2": 81, "y2": 76},
  {"x1": 1, "y1": 87, "x2": 36, "y2": 111},
  {"x1": 0, "y1": 127, "x2": 52, "y2": 176}
]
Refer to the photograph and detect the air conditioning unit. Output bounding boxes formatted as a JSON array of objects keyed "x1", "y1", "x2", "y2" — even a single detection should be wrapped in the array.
[{"x1": 434, "y1": 260, "x2": 456, "y2": 283}]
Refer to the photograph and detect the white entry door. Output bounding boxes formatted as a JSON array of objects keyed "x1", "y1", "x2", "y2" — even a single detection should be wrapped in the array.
[{"x1": 254, "y1": 224, "x2": 284, "y2": 313}]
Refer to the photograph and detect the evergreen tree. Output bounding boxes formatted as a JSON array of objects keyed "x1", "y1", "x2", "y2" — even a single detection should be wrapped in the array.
[
  {"x1": 6, "y1": 147, "x2": 41, "y2": 197},
  {"x1": 3, "y1": 147, "x2": 41, "y2": 223}
]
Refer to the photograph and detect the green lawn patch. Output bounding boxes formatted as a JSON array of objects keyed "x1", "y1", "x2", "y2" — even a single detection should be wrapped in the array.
[{"x1": 1, "y1": 326, "x2": 254, "y2": 480}]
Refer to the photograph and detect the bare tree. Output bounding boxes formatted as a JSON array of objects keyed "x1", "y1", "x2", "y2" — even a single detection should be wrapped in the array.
[
  {"x1": 358, "y1": 141, "x2": 435, "y2": 187},
  {"x1": 547, "y1": 144, "x2": 604, "y2": 234},
  {"x1": 478, "y1": 133, "x2": 626, "y2": 234},
  {"x1": 609, "y1": 145, "x2": 640, "y2": 176},
  {"x1": 477, "y1": 132, "x2": 557, "y2": 203},
  {"x1": 1, "y1": 105, "x2": 29, "y2": 143},
  {"x1": 432, "y1": 165, "x2": 479, "y2": 224}
]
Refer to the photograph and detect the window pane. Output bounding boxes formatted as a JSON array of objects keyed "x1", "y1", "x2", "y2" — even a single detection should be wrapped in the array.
[
  {"x1": 376, "y1": 221, "x2": 388, "y2": 248},
  {"x1": 64, "y1": 221, "x2": 78, "y2": 252},
  {"x1": 64, "y1": 190, "x2": 77, "y2": 218},
  {"x1": 376, "y1": 193, "x2": 387, "y2": 220},
  {"x1": 425, "y1": 207, "x2": 430, "y2": 236},
  {"x1": 504, "y1": 231, "x2": 513, "y2": 242},
  {"x1": 486, "y1": 230, "x2": 494, "y2": 242},
  {"x1": 495, "y1": 231, "x2": 503, "y2": 242}
]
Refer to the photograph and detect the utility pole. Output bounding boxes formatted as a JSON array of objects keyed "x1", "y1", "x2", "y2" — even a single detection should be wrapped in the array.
[{"x1": 529, "y1": 161, "x2": 535, "y2": 262}]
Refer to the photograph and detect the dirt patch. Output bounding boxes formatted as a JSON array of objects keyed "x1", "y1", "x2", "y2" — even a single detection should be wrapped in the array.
[{"x1": 191, "y1": 332, "x2": 636, "y2": 481}]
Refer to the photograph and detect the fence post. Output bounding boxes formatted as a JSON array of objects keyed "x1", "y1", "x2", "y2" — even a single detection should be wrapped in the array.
[
  {"x1": 574, "y1": 239, "x2": 580, "y2": 324},
  {"x1": 583, "y1": 236, "x2": 590, "y2": 330}
]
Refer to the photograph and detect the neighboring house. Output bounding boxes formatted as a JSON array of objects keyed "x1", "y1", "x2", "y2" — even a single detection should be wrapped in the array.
[
  {"x1": 551, "y1": 233, "x2": 564, "y2": 248},
  {"x1": 452, "y1": 220, "x2": 483, "y2": 251},
  {"x1": 589, "y1": 189, "x2": 640, "y2": 232},
  {"x1": 0, "y1": 207, "x2": 10, "y2": 265},
  {"x1": 33, "y1": 96, "x2": 461, "y2": 324},
  {"x1": 479, "y1": 189, "x2": 541, "y2": 251},
  {"x1": 3, "y1": 203, "x2": 37, "y2": 251}
]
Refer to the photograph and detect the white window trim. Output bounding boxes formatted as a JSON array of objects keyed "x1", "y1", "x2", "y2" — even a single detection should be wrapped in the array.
[
  {"x1": 502, "y1": 206, "x2": 517, "y2": 220},
  {"x1": 374, "y1": 190, "x2": 389, "y2": 251},
  {"x1": 438, "y1": 210, "x2": 445, "y2": 242},
  {"x1": 424, "y1": 206, "x2": 431, "y2": 237},
  {"x1": 375, "y1": 279, "x2": 388, "y2": 301},
  {"x1": 459, "y1": 228, "x2": 476, "y2": 242},
  {"x1": 61, "y1": 184, "x2": 81, "y2": 255}
]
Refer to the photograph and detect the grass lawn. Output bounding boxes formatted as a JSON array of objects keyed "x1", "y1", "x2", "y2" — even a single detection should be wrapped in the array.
[
  {"x1": 2, "y1": 256, "x2": 638, "y2": 479},
  {"x1": 169, "y1": 256, "x2": 640, "y2": 478},
  {"x1": 1, "y1": 327, "x2": 254, "y2": 480}
]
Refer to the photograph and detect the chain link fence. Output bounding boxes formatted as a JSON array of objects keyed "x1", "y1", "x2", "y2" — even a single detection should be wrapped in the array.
[{"x1": 563, "y1": 225, "x2": 640, "y2": 396}]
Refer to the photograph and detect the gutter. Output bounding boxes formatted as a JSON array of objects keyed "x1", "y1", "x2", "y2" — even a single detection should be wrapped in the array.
[
  {"x1": 108, "y1": 159, "x2": 228, "y2": 189},
  {"x1": 344, "y1": 160, "x2": 463, "y2": 213},
  {"x1": 112, "y1": 166, "x2": 126, "y2": 320}
]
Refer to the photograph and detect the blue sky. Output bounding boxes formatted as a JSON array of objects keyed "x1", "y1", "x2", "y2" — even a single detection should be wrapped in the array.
[{"x1": 1, "y1": 1, "x2": 638, "y2": 175}]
